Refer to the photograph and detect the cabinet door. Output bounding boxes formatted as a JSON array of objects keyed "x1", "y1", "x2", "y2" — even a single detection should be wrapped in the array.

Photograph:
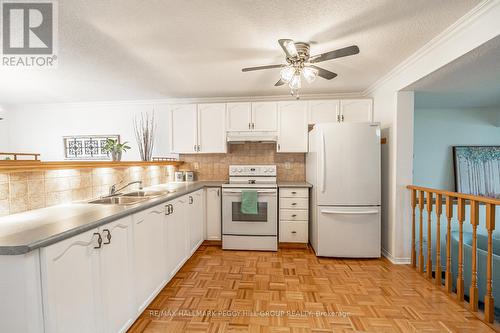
[
  {"x1": 252, "y1": 102, "x2": 278, "y2": 131},
  {"x1": 133, "y1": 205, "x2": 166, "y2": 313},
  {"x1": 166, "y1": 197, "x2": 189, "y2": 277},
  {"x1": 170, "y1": 104, "x2": 198, "y2": 153},
  {"x1": 205, "y1": 187, "x2": 221, "y2": 241},
  {"x1": 227, "y1": 102, "x2": 251, "y2": 131},
  {"x1": 277, "y1": 101, "x2": 308, "y2": 153},
  {"x1": 308, "y1": 100, "x2": 340, "y2": 124},
  {"x1": 340, "y1": 99, "x2": 373, "y2": 122},
  {"x1": 40, "y1": 229, "x2": 100, "y2": 333},
  {"x1": 198, "y1": 103, "x2": 227, "y2": 153},
  {"x1": 99, "y1": 217, "x2": 134, "y2": 333},
  {"x1": 188, "y1": 190, "x2": 204, "y2": 254}
]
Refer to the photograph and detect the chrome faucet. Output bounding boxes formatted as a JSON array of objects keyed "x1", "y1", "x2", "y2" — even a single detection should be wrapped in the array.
[{"x1": 109, "y1": 181, "x2": 143, "y2": 196}]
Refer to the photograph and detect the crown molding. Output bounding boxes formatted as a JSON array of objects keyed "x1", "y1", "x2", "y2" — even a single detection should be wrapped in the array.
[
  {"x1": 11, "y1": 91, "x2": 369, "y2": 109},
  {"x1": 363, "y1": 0, "x2": 498, "y2": 96}
]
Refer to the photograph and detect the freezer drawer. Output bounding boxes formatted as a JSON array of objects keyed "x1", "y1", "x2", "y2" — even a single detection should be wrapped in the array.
[{"x1": 317, "y1": 206, "x2": 380, "y2": 258}]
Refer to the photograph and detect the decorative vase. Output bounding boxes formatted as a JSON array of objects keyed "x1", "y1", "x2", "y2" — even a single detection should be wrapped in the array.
[{"x1": 111, "y1": 150, "x2": 122, "y2": 161}]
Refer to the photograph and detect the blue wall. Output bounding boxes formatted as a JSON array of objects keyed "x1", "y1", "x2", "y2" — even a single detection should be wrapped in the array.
[{"x1": 413, "y1": 107, "x2": 500, "y2": 191}]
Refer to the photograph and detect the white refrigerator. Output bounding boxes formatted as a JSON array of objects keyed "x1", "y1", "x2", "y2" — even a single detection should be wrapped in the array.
[{"x1": 306, "y1": 122, "x2": 381, "y2": 257}]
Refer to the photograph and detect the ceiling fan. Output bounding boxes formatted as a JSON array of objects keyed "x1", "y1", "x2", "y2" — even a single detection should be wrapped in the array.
[{"x1": 242, "y1": 39, "x2": 359, "y2": 97}]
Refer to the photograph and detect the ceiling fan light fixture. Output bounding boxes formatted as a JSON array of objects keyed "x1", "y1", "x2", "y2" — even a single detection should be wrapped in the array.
[
  {"x1": 303, "y1": 66, "x2": 318, "y2": 83},
  {"x1": 289, "y1": 74, "x2": 301, "y2": 90},
  {"x1": 280, "y1": 66, "x2": 295, "y2": 83},
  {"x1": 283, "y1": 40, "x2": 298, "y2": 58}
]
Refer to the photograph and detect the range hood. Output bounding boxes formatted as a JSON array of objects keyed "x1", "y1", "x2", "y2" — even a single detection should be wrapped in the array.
[{"x1": 226, "y1": 131, "x2": 278, "y2": 143}]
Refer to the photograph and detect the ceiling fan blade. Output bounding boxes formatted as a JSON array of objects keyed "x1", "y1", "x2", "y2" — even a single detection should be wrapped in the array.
[
  {"x1": 310, "y1": 45, "x2": 359, "y2": 63},
  {"x1": 278, "y1": 39, "x2": 298, "y2": 58},
  {"x1": 274, "y1": 79, "x2": 286, "y2": 86},
  {"x1": 242, "y1": 64, "x2": 284, "y2": 72},
  {"x1": 309, "y1": 65, "x2": 337, "y2": 80}
]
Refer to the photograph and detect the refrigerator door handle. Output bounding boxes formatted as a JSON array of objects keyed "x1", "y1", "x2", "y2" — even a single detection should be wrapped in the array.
[
  {"x1": 320, "y1": 209, "x2": 379, "y2": 215},
  {"x1": 320, "y1": 131, "x2": 326, "y2": 193}
]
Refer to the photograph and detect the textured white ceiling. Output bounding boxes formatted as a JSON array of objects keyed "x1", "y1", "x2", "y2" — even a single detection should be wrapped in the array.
[
  {"x1": 0, "y1": 0, "x2": 482, "y2": 105},
  {"x1": 409, "y1": 35, "x2": 500, "y2": 109}
]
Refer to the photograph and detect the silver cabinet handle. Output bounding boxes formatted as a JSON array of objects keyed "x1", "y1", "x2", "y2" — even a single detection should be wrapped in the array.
[
  {"x1": 291, "y1": 202, "x2": 297, "y2": 206},
  {"x1": 248, "y1": 123, "x2": 251, "y2": 129},
  {"x1": 217, "y1": 189, "x2": 220, "y2": 197},
  {"x1": 197, "y1": 145, "x2": 201, "y2": 151},
  {"x1": 291, "y1": 231, "x2": 297, "y2": 234},
  {"x1": 291, "y1": 214, "x2": 297, "y2": 217},
  {"x1": 291, "y1": 191, "x2": 297, "y2": 194},
  {"x1": 102, "y1": 229, "x2": 111, "y2": 245},
  {"x1": 194, "y1": 144, "x2": 197, "y2": 151},
  {"x1": 341, "y1": 114, "x2": 345, "y2": 122},
  {"x1": 252, "y1": 123, "x2": 255, "y2": 129},
  {"x1": 189, "y1": 196, "x2": 193, "y2": 204},
  {"x1": 277, "y1": 144, "x2": 281, "y2": 151},
  {"x1": 93, "y1": 232, "x2": 102, "y2": 249}
]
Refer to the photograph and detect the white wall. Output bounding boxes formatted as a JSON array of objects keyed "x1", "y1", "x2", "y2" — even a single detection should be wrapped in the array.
[
  {"x1": 7, "y1": 103, "x2": 173, "y2": 161},
  {"x1": 414, "y1": 107, "x2": 500, "y2": 190},
  {"x1": 0, "y1": 112, "x2": 8, "y2": 152},
  {"x1": 370, "y1": 0, "x2": 500, "y2": 263}
]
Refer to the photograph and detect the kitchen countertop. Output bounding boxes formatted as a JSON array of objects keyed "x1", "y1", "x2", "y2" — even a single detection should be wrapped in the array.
[
  {"x1": 0, "y1": 181, "x2": 225, "y2": 255},
  {"x1": 277, "y1": 182, "x2": 313, "y2": 188}
]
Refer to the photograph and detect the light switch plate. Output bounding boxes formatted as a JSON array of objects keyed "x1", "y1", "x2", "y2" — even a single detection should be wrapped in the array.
[
  {"x1": 193, "y1": 162, "x2": 199, "y2": 170},
  {"x1": 285, "y1": 162, "x2": 291, "y2": 169}
]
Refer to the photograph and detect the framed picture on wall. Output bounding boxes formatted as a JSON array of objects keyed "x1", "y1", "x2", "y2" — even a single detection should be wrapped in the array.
[{"x1": 453, "y1": 146, "x2": 500, "y2": 198}]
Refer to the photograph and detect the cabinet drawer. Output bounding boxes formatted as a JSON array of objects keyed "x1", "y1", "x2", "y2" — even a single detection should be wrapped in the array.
[
  {"x1": 280, "y1": 198, "x2": 308, "y2": 209},
  {"x1": 280, "y1": 209, "x2": 308, "y2": 221},
  {"x1": 280, "y1": 221, "x2": 308, "y2": 243},
  {"x1": 280, "y1": 188, "x2": 308, "y2": 198}
]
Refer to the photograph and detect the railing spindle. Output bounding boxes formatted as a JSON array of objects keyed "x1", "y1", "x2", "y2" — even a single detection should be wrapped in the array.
[
  {"x1": 411, "y1": 189, "x2": 417, "y2": 268},
  {"x1": 469, "y1": 200, "x2": 479, "y2": 311},
  {"x1": 457, "y1": 197, "x2": 465, "y2": 302},
  {"x1": 418, "y1": 191, "x2": 425, "y2": 273},
  {"x1": 484, "y1": 203, "x2": 496, "y2": 323},
  {"x1": 435, "y1": 194, "x2": 442, "y2": 286},
  {"x1": 445, "y1": 195, "x2": 453, "y2": 293},
  {"x1": 426, "y1": 192, "x2": 433, "y2": 279}
]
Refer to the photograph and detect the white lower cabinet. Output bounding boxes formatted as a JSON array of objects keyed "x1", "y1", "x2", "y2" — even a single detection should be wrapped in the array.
[
  {"x1": 132, "y1": 205, "x2": 167, "y2": 313},
  {"x1": 37, "y1": 189, "x2": 209, "y2": 333},
  {"x1": 188, "y1": 189, "x2": 205, "y2": 254},
  {"x1": 279, "y1": 187, "x2": 309, "y2": 244},
  {"x1": 40, "y1": 216, "x2": 134, "y2": 333},
  {"x1": 205, "y1": 187, "x2": 221, "y2": 240},
  {"x1": 166, "y1": 196, "x2": 189, "y2": 278}
]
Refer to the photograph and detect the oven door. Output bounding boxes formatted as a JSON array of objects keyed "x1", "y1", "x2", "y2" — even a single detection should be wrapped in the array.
[{"x1": 222, "y1": 188, "x2": 277, "y2": 236}]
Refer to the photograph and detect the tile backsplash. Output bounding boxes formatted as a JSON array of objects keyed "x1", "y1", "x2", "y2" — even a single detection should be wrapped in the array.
[
  {"x1": 0, "y1": 166, "x2": 173, "y2": 216},
  {"x1": 180, "y1": 142, "x2": 305, "y2": 182}
]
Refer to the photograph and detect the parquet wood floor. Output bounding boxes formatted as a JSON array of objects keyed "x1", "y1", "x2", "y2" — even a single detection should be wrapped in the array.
[{"x1": 128, "y1": 244, "x2": 497, "y2": 333}]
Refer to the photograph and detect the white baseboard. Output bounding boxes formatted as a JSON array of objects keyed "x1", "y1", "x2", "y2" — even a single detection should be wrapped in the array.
[{"x1": 382, "y1": 248, "x2": 411, "y2": 265}]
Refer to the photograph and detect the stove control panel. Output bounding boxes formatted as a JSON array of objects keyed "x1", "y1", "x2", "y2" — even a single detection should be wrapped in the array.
[{"x1": 229, "y1": 165, "x2": 277, "y2": 177}]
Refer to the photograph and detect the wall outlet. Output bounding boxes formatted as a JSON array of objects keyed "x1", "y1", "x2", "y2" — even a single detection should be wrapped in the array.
[
  {"x1": 193, "y1": 162, "x2": 199, "y2": 170},
  {"x1": 285, "y1": 162, "x2": 291, "y2": 170}
]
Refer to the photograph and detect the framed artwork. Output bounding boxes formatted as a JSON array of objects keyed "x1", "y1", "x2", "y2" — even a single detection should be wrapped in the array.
[
  {"x1": 453, "y1": 146, "x2": 500, "y2": 198},
  {"x1": 63, "y1": 135, "x2": 120, "y2": 160}
]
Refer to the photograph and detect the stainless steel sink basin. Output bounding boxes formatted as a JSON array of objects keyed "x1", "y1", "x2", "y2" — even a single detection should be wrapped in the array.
[
  {"x1": 122, "y1": 190, "x2": 170, "y2": 197},
  {"x1": 88, "y1": 197, "x2": 147, "y2": 205}
]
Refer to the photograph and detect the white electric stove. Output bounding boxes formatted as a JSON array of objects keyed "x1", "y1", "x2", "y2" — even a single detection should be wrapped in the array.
[{"x1": 222, "y1": 165, "x2": 278, "y2": 251}]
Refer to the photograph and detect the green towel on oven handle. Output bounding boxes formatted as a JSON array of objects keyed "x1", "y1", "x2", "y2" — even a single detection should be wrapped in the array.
[{"x1": 240, "y1": 190, "x2": 258, "y2": 214}]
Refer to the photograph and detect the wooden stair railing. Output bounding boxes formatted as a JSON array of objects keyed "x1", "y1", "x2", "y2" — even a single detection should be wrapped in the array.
[{"x1": 407, "y1": 185, "x2": 499, "y2": 324}]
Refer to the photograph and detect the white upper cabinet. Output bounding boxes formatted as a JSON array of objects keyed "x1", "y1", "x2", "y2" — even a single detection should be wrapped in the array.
[
  {"x1": 252, "y1": 102, "x2": 278, "y2": 131},
  {"x1": 170, "y1": 104, "x2": 197, "y2": 153},
  {"x1": 277, "y1": 101, "x2": 308, "y2": 153},
  {"x1": 340, "y1": 99, "x2": 373, "y2": 122},
  {"x1": 197, "y1": 103, "x2": 227, "y2": 153},
  {"x1": 308, "y1": 100, "x2": 340, "y2": 124},
  {"x1": 226, "y1": 102, "x2": 251, "y2": 131}
]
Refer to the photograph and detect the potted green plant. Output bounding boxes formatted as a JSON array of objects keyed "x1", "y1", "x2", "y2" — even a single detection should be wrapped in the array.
[{"x1": 102, "y1": 138, "x2": 131, "y2": 161}]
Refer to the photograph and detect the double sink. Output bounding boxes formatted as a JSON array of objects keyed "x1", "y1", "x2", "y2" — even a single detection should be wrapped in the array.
[{"x1": 88, "y1": 190, "x2": 174, "y2": 206}]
